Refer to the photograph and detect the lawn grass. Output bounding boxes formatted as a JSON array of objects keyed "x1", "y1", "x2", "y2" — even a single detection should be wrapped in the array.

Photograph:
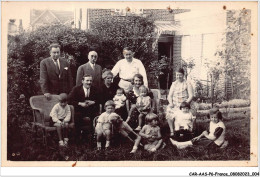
[{"x1": 7, "y1": 110, "x2": 250, "y2": 161}]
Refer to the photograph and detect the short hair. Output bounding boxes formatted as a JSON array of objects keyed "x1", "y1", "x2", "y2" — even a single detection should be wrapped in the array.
[
  {"x1": 176, "y1": 68, "x2": 185, "y2": 75},
  {"x1": 116, "y1": 88, "x2": 124, "y2": 93},
  {"x1": 180, "y1": 101, "x2": 190, "y2": 110},
  {"x1": 82, "y1": 74, "x2": 93, "y2": 81},
  {"x1": 123, "y1": 47, "x2": 132, "y2": 53},
  {"x1": 139, "y1": 85, "x2": 148, "y2": 93},
  {"x1": 208, "y1": 107, "x2": 223, "y2": 120},
  {"x1": 49, "y1": 43, "x2": 61, "y2": 51},
  {"x1": 59, "y1": 93, "x2": 68, "y2": 102},
  {"x1": 145, "y1": 113, "x2": 159, "y2": 124},
  {"x1": 131, "y1": 74, "x2": 144, "y2": 85},
  {"x1": 104, "y1": 100, "x2": 115, "y2": 108},
  {"x1": 102, "y1": 69, "x2": 113, "y2": 79},
  {"x1": 88, "y1": 51, "x2": 98, "y2": 59}
]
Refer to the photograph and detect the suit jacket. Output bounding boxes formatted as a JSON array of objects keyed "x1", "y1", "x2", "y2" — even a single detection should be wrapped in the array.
[
  {"x1": 68, "y1": 84, "x2": 100, "y2": 119},
  {"x1": 40, "y1": 57, "x2": 73, "y2": 94},
  {"x1": 100, "y1": 82, "x2": 119, "y2": 108},
  {"x1": 76, "y1": 62, "x2": 102, "y2": 89}
]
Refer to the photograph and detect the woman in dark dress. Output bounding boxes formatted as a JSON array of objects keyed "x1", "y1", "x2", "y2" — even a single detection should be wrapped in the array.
[{"x1": 100, "y1": 69, "x2": 128, "y2": 120}]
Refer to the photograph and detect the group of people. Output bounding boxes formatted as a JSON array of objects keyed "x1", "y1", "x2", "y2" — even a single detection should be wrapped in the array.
[{"x1": 40, "y1": 43, "x2": 228, "y2": 152}]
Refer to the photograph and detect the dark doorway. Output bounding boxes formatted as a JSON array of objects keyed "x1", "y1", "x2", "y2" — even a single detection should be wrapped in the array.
[{"x1": 158, "y1": 35, "x2": 173, "y2": 89}]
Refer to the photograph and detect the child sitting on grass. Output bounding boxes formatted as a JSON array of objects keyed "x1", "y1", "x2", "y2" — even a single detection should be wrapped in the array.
[
  {"x1": 108, "y1": 112, "x2": 140, "y2": 143},
  {"x1": 50, "y1": 93, "x2": 71, "y2": 147},
  {"x1": 170, "y1": 107, "x2": 228, "y2": 149},
  {"x1": 95, "y1": 100, "x2": 115, "y2": 150},
  {"x1": 130, "y1": 113, "x2": 164, "y2": 153}
]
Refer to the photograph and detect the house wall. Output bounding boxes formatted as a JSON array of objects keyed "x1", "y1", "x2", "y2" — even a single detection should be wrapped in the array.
[
  {"x1": 172, "y1": 35, "x2": 182, "y2": 81},
  {"x1": 174, "y1": 10, "x2": 227, "y2": 95}
]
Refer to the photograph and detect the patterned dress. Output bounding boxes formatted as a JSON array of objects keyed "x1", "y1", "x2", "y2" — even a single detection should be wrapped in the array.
[
  {"x1": 166, "y1": 80, "x2": 192, "y2": 119},
  {"x1": 141, "y1": 124, "x2": 161, "y2": 151}
]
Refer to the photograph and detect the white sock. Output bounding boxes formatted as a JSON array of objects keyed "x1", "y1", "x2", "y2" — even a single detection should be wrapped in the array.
[
  {"x1": 170, "y1": 138, "x2": 192, "y2": 149},
  {"x1": 105, "y1": 141, "x2": 110, "y2": 147},
  {"x1": 177, "y1": 141, "x2": 193, "y2": 149},
  {"x1": 97, "y1": 142, "x2": 101, "y2": 148},
  {"x1": 170, "y1": 138, "x2": 177, "y2": 145},
  {"x1": 132, "y1": 145, "x2": 138, "y2": 150}
]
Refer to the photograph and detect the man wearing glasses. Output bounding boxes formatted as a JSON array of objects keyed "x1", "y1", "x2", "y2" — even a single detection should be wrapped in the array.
[{"x1": 76, "y1": 51, "x2": 102, "y2": 89}]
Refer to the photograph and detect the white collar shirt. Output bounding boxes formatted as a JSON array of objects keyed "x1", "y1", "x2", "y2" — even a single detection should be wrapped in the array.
[
  {"x1": 52, "y1": 58, "x2": 60, "y2": 70},
  {"x1": 83, "y1": 86, "x2": 90, "y2": 97},
  {"x1": 89, "y1": 62, "x2": 95, "y2": 70},
  {"x1": 111, "y1": 58, "x2": 148, "y2": 88}
]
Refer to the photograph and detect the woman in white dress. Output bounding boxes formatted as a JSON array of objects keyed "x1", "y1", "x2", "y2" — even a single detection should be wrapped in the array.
[{"x1": 166, "y1": 68, "x2": 194, "y2": 137}]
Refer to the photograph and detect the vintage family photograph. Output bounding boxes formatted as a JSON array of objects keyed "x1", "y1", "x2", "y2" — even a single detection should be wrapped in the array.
[{"x1": 1, "y1": 1, "x2": 258, "y2": 167}]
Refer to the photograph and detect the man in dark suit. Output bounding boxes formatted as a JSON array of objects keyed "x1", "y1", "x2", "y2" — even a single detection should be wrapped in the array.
[
  {"x1": 40, "y1": 43, "x2": 73, "y2": 98},
  {"x1": 69, "y1": 74, "x2": 101, "y2": 143},
  {"x1": 76, "y1": 51, "x2": 102, "y2": 89}
]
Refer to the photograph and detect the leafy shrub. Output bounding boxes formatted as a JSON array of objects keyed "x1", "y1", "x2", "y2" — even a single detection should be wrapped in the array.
[
  {"x1": 8, "y1": 25, "x2": 97, "y2": 123},
  {"x1": 8, "y1": 16, "x2": 157, "y2": 121},
  {"x1": 218, "y1": 99, "x2": 250, "y2": 108},
  {"x1": 90, "y1": 15, "x2": 157, "y2": 68},
  {"x1": 198, "y1": 103, "x2": 213, "y2": 110},
  {"x1": 197, "y1": 99, "x2": 250, "y2": 110}
]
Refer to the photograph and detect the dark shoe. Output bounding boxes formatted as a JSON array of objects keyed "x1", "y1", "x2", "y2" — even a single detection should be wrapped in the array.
[
  {"x1": 94, "y1": 147, "x2": 102, "y2": 153},
  {"x1": 105, "y1": 146, "x2": 112, "y2": 151}
]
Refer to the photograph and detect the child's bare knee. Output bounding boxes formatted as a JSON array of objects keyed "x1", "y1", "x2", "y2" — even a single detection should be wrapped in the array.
[
  {"x1": 105, "y1": 130, "x2": 111, "y2": 135},
  {"x1": 97, "y1": 133, "x2": 102, "y2": 136},
  {"x1": 55, "y1": 123, "x2": 62, "y2": 128},
  {"x1": 136, "y1": 135, "x2": 141, "y2": 141},
  {"x1": 131, "y1": 104, "x2": 136, "y2": 109}
]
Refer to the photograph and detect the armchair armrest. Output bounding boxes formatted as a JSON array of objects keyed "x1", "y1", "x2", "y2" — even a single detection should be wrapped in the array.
[
  {"x1": 32, "y1": 108, "x2": 45, "y2": 126},
  {"x1": 32, "y1": 107, "x2": 43, "y2": 114},
  {"x1": 156, "y1": 99, "x2": 161, "y2": 114},
  {"x1": 93, "y1": 116, "x2": 99, "y2": 129},
  {"x1": 99, "y1": 104, "x2": 102, "y2": 115},
  {"x1": 126, "y1": 100, "x2": 130, "y2": 114}
]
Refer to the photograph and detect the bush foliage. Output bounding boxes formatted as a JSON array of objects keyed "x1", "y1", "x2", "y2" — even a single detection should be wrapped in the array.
[
  {"x1": 197, "y1": 99, "x2": 250, "y2": 110},
  {"x1": 8, "y1": 16, "x2": 156, "y2": 122},
  {"x1": 90, "y1": 15, "x2": 156, "y2": 68},
  {"x1": 8, "y1": 25, "x2": 97, "y2": 122},
  {"x1": 7, "y1": 15, "x2": 251, "y2": 161}
]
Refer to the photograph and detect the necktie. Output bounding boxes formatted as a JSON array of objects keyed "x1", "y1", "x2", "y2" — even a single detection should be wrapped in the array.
[
  {"x1": 92, "y1": 64, "x2": 95, "y2": 74},
  {"x1": 86, "y1": 89, "x2": 90, "y2": 97},
  {"x1": 54, "y1": 60, "x2": 60, "y2": 75}
]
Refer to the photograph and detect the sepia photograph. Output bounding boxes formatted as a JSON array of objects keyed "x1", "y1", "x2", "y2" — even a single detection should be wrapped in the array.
[{"x1": 1, "y1": 1, "x2": 258, "y2": 168}]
